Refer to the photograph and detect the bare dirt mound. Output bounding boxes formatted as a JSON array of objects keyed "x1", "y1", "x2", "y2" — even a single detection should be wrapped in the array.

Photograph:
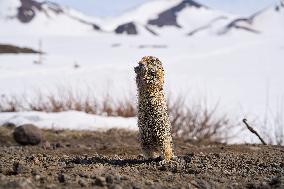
[{"x1": 0, "y1": 126, "x2": 283, "y2": 189}]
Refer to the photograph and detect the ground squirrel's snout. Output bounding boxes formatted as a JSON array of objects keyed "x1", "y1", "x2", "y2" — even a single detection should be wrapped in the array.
[
  {"x1": 134, "y1": 63, "x2": 144, "y2": 74},
  {"x1": 134, "y1": 66, "x2": 139, "y2": 74}
]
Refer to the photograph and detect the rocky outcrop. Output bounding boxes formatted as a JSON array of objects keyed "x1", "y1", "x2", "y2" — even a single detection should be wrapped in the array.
[
  {"x1": 148, "y1": 0, "x2": 204, "y2": 28},
  {"x1": 17, "y1": 0, "x2": 63, "y2": 23},
  {"x1": 115, "y1": 22, "x2": 138, "y2": 35},
  {"x1": 14, "y1": 0, "x2": 101, "y2": 31}
]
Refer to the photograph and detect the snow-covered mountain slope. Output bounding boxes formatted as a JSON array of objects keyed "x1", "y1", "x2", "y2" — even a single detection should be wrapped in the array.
[
  {"x1": 145, "y1": 0, "x2": 233, "y2": 36},
  {"x1": 107, "y1": 0, "x2": 283, "y2": 37},
  {"x1": 221, "y1": 1, "x2": 284, "y2": 35},
  {"x1": 104, "y1": 0, "x2": 236, "y2": 36},
  {"x1": 0, "y1": 0, "x2": 102, "y2": 36},
  {"x1": 102, "y1": 0, "x2": 181, "y2": 31},
  {"x1": 0, "y1": 0, "x2": 283, "y2": 36}
]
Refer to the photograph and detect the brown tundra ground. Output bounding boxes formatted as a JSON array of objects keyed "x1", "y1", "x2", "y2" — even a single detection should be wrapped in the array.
[{"x1": 0, "y1": 125, "x2": 283, "y2": 189}]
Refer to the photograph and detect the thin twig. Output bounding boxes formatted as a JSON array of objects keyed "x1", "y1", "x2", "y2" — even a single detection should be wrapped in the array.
[{"x1": 242, "y1": 119, "x2": 267, "y2": 145}]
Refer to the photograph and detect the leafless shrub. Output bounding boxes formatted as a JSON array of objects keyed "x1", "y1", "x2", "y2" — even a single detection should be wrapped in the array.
[
  {"x1": 0, "y1": 88, "x2": 136, "y2": 118},
  {"x1": 99, "y1": 93, "x2": 136, "y2": 117},
  {"x1": 0, "y1": 89, "x2": 236, "y2": 143},
  {"x1": 261, "y1": 98, "x2": 284, "y2": 146},
  {"x1": 0, "y1": 95, "x2": 23, "y2": 112},
  {"x1": 168, "y1": 94, "x2": 236, "y2": 143},
  {"x1": 274, "y1": 118, "x2": 284, "y2": 145},
  {"x1": 271, "y1": 102, "x2": 284, "y2": 145}
]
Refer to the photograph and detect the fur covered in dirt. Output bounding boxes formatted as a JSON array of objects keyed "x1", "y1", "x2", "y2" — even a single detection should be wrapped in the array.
[{"x1": 0, "y1": 125, "x2": 283, "y2": 189}]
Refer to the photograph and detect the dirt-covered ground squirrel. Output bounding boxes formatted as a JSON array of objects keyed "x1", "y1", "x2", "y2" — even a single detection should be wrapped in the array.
[{"x1": 134, "y1": 56, "x2": 174, "y2": 161}]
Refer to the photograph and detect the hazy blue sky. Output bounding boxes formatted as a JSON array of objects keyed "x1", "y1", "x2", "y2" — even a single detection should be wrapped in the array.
[{"x1": 49, "y1": 0, "x2": 279, "y2": 17}]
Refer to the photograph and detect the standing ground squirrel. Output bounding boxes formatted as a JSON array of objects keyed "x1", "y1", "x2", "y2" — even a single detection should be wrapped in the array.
[{"x1": 134, "y1": 56, "x2": 174, "y2": 161}]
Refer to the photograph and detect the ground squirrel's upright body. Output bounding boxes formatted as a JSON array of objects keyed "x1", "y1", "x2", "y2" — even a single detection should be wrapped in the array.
[{"x1": 134, "y1": 56, "x2": 174, "y2": 161}]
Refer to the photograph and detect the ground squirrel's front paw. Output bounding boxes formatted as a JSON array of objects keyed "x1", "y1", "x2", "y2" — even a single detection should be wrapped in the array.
[{"x1": 159, "y1": 156, "x2": 179, "y2": 166}]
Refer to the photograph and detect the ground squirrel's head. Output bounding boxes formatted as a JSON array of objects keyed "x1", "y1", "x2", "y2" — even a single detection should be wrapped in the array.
[{"x1": 134, "y1": 56, "x2": 165, "y2": 90}]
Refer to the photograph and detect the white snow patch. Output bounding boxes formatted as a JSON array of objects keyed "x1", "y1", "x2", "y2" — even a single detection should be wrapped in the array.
[
  {"x1": 0, "y1": 0, "x2": 20, "y2": 18},
  {"x1": 0, "y1": 111, "x2": 138, "y2": 131}
]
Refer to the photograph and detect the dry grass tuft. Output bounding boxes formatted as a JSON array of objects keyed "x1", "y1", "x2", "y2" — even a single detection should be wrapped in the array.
[
  {"x1": 167, "y1": 95, "x2": 236, "y2": 143},
  {"x1": 0, "y1": 89, "x2": 237, "y2": 143},
  {"x1": 0, "y1": 89, "x2": 136, "y2": 118}
]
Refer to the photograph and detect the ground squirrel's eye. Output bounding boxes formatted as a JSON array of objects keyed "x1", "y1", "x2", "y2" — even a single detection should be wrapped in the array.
[
  {"x1": 151, "y1": 69, "x2": 155, "y2": 72},
  {"x1": 149, "y1": 68, "x2": 156, "y2": 76}
]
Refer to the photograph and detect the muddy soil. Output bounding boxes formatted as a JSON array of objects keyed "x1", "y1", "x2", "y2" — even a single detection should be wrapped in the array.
[{"x1": 0, "y1": 126, "x2": 283, "y2": 189}]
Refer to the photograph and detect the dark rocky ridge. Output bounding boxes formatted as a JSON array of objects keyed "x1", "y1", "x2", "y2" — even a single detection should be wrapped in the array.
[
  {"x1": 16, "y1": 0, "x2": 101, "y2": 30},
  {"x1": 187, "y1": 16, "x2": 228, "y2": 36},
  {"x1": 114, "y1": 0, "x2": 206, "y2": 35},
  {"x1": 115, "y1": 23, "x2": 159, "y2": 36},
  {"x1": 0, "y1": 44, "x2": 40, "y2": 54},
  {"x1": 221, "y1": 12, "x2": 263, "y2": 35},
  {"x1": 148, "y1": 0, "x2": 205, "y2": 28},
  {"x1": 17, "y1": 0, "x2": 63, "y2": 23},
  {"x1": 221, "y1": 2, "x2": 284, "y2": 35},
  {"x1": 115, "y1": 22, "x2": 138, "y2": 35}
]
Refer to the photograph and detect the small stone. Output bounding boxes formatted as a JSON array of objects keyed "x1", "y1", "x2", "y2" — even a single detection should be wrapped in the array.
[
  {"x1": 94, "y1": 176, "x2": 107, "y2": 186},
  {"x1": 45, "y1": 184, "x2": 57, "y2": 189},
  {"x1": 153, "y1": 179, "x2": 160, "y2": 183},
  {"x1": 157, "y1": 164, "x2": 167, "y2": 171},
  {"x1": 137, "y1": 154, "x2": 144, "y2": 159},
  {"x1": 269, "y1": 176, "x2": 284, "y2": 187},
  {"x1": 35, "y1": 175, "x2": 41, "y2": 181},
  {"x1": 109, "y1": 184, "x2": 123, "y2": 189},
  {"x1": 58, "y1": 173, "x2": 66, "y2": 183},
  {"x1": 189, "y1": 180, "x2": 199, "y2": 188},
  {"x1": 65, "y1": 143, "x2": 71, "y2": 147},
  {"x1": 78, "y1": 172, "x2": 89, "y2": 178},
  {"x1": 132, "y1": 185, "x2": 141, "y2": 189},
  {"x1": 31, "y1": 169, "x2": 39, "y2": 176},
  {"x1": 78, "y1": 179, "x2": 87, "y2": 187},
  {"x1": 13, "y1": 124, "x2": 42, "y2": 145},
  {"x1": 12, "y1": 161, "x2": 29, "y2": 175},
  {"x1": 187, "y1": 169, "x2": 196, "y2": 174},
  {"x1": 196, "y1": 179, "x2": 211, "y2": 189},
  {"x1": 42, "y1": 141, "x2": 51, "y2": 149},
  {"x1": 32, "y1": 157, "x2": 40, "y2": 165},
  {"x1": 58, "y1": 162, "x2": 66, "y2": 167},
  {"x1": 145, "y1": 180, "x2": 154, "y2": 185},
  {"x1": 4, "y1": 178, "x2": 34, "y2": 189},
  {"x1": 106, "y1": 175, "x2": 114, "y2": 184},
  {"x1": 121, "y1": 176, "x2": 129, "y2": 180},
  {"x1": 114, "y1": 174, "x2": 121, "y2": 183},
  {"x1": 55, "y1": 142, "x2": 62, "y2": 148}
]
